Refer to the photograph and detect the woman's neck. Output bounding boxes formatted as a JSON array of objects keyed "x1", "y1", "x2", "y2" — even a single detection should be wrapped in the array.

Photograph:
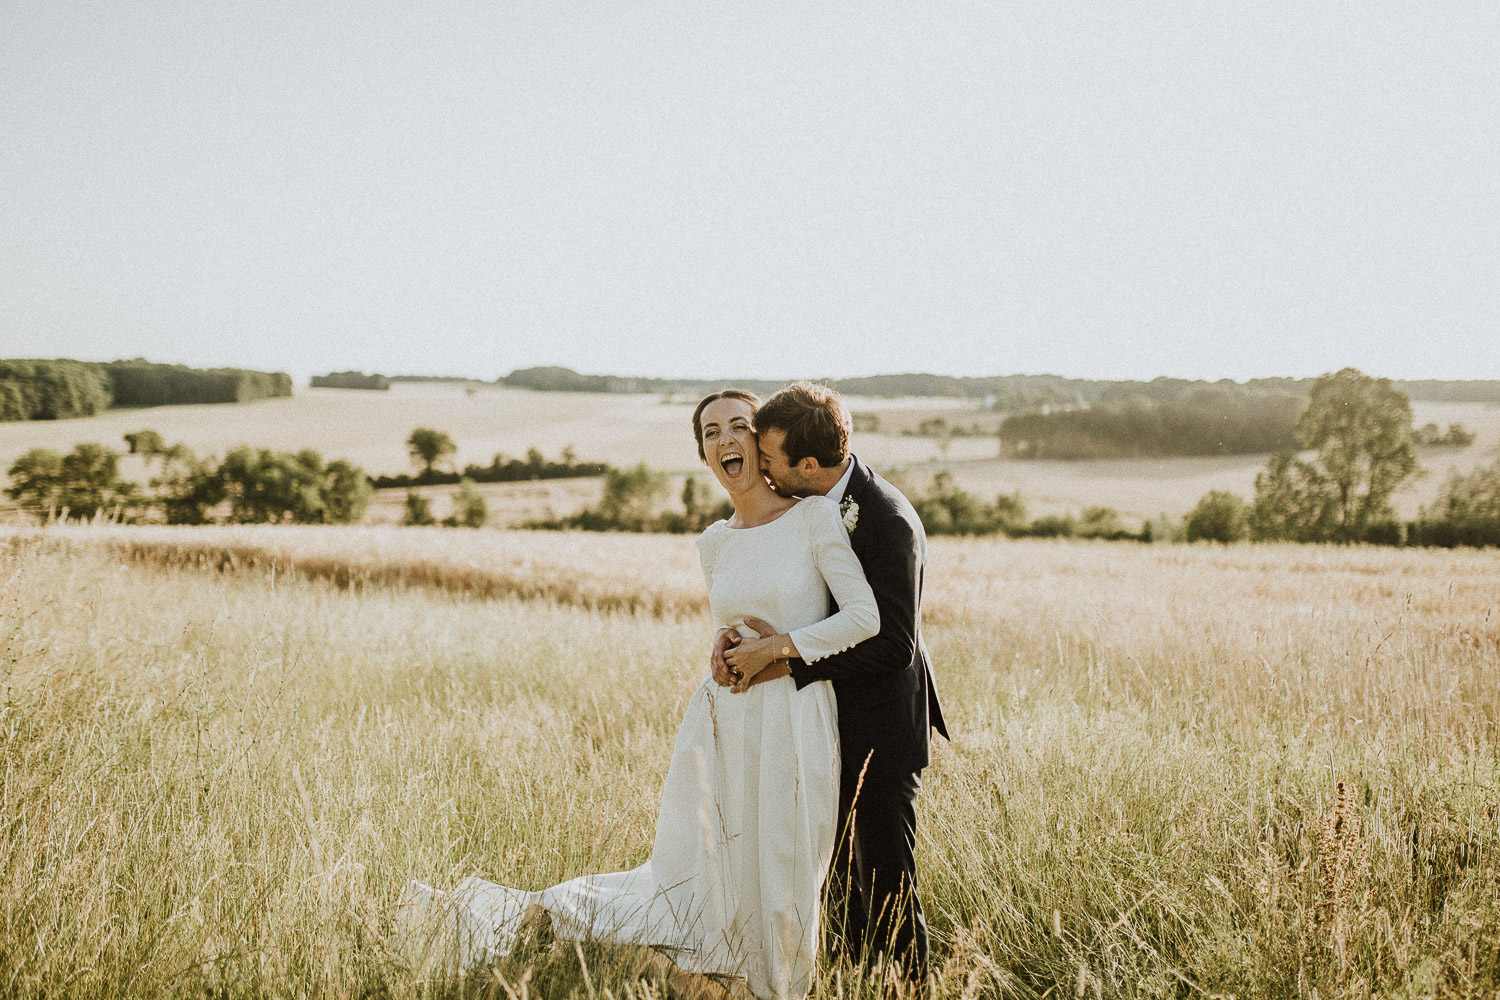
[{"x1": 729, "y1": 486, "x2": 795, "y2": 528}]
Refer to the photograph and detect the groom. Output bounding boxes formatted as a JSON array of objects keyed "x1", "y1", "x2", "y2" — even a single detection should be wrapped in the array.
[{"x1": 712, "y1": 381, "x2": 948, "y2": 980}]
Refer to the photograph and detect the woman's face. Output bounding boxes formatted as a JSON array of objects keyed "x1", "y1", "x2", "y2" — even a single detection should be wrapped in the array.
[{"x1": 699, "y1": 396, "x2": 762, "y2": 494}]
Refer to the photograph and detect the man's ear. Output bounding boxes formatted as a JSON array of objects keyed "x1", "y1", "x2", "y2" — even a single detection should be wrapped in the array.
[{"x1": 797, "y1": 456, "x2": 820, "y2": 475}]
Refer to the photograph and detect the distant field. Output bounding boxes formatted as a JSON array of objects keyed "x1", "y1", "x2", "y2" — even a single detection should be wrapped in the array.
[{"x1": 2, "y1": 383, "x2": 1497, "y2": 525}]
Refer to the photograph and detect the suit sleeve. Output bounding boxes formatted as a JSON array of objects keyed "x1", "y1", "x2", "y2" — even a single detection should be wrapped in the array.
[{"x1": 790, "y1": 502, "x2": 921, "y2": 686}]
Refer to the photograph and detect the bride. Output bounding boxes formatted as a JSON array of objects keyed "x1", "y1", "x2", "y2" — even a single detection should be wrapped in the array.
[{"x1": 403, "y1": 389, "x2": 878, "y2": 999}]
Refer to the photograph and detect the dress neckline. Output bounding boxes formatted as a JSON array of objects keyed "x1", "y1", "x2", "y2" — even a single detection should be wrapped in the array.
[{"x1": 726, "y1": 499, "x2": 799, "y2": 531}]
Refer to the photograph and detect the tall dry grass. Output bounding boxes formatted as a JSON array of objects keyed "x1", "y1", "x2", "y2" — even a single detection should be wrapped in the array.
[{"x1": 1, "y1": 525, "x2": 1496, "y2": 999}]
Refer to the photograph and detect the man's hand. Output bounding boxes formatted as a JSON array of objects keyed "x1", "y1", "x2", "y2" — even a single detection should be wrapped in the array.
[
  {"x1": 723, "y1": 617, "x2": 781, "y2": 693},
  {"x1": 734, "y1": 659, "x2": 791, "y2": 693},
  {"x1": 711, "y1": 617, "x2": 776, "y2": 688},
  {"x1": 710, "y1": 628, "x2": 740, "y2": 687}
]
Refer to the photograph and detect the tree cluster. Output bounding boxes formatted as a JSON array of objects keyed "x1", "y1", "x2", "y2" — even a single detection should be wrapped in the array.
[
  {"x1": 1412, "y1": 422, "x2": 1476, "y2": 447},
  {"x1": 1000, "y1": 379, "x2": 1304, "y2": 458},
  {"x1": 1, "y1": 359, "x2": 292, "y2": 420},
  {"x1": 5, "y1": 434, "x2": 369, "y2": 526},
  {"x1": 1409, "y1": 458, "x2": 1500, "y2": 548},
  {"x1": 310, "y1": 371, "x2": 391, "y2": 390},
  {"x1": 105, "y1": 360, "x2": 292, "y2": 406},
  {"x1": 1170, "y1": 368, "x2": 1495, "y2": 548},
  {"x1": 372, "y1": 430, "x2": 606, "y2": 489},
  {"x1": 898, "y1": 471, "x2": 1139, "y2": 540},
  {"x1": 497, "y1": 366, "x2": 1500, "y2": 411},
  {"x1": 525, "y1": 465, "x2": 732, "y2": 534},
  {"x1": 0, "y1": 360, "x2": 114, "y2": 420},
  {"x1": 401, "y1": 478, "x2": 489, "y2": 528},
  {"x1": 500, "y1": 367, "x2": 1105, "y2": 409}
]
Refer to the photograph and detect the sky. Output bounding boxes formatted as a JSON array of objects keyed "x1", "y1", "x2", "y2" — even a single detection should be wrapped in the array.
[{"x1": 3, "y1": 2, "x2": 1498, "y2": 386}]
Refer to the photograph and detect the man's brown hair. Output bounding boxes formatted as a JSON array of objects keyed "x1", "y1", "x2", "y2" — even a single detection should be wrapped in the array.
[{"x1": 754, "y1": 382, "x2": 851, "y2": 468}]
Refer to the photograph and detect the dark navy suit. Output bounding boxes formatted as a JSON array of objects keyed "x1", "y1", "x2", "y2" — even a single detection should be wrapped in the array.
[{"x1": 788, "y1": 456, "x2": 948, "y2": 975}]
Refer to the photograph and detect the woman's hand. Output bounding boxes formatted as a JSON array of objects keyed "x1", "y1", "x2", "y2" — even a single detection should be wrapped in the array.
[
  {"x1": 723, "y1": 618, "x2": 797, "y2": 693},
  {"x1": 723, "y1": 634, "x2": 776, "y2": 676}
]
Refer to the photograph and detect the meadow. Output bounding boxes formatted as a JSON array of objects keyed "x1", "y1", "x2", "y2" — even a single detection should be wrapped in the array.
[
  {"x1": 3, "y1": 383, "x2": 1498, "y2": 527},
  {"x1": 2, "y1": 523, "x2": 1496, "y2": 999}
]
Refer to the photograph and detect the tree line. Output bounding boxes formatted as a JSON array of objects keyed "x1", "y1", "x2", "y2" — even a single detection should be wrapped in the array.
[
  {"x1": 499, "y1": 365, "x2": 1500, "y2": 406},
  {"x1": 2, "y1": 427, "x2": 599, "y2": 529},
  {"x1": 500, "y1": 366, "x2": 1105, "y2": 411},
  {"x1": 9, "y1": 373, "x2": 1497, "y2": 546},
  {"x1": 520, "y1": 370, "x2": 1499, "y2": 548},
  {"x1": 999, "y1": 379, "x2": 1305, "y2": 458},
  {"x1": 372, "y1": 427, "x2": 606, "y2": 489},
  {"x1": 310, "y1": 371, "x2": 391, "y2": 390},
  {"x1": 6, "y1": 436, "x2": 370, "y2": 526},
  {"x1": 0, "y1": 359, "x2": 292, "y2": 421}
]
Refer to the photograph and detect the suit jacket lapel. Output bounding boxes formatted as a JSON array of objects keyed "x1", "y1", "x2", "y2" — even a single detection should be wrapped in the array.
[{"x1": 838, "y1": 455, "x2": 870, "y2": 505}]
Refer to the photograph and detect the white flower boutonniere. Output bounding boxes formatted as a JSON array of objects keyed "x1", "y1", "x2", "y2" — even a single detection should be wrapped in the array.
[{"x1": 839, "y1": 498, "x2": 859, "y2": 535}]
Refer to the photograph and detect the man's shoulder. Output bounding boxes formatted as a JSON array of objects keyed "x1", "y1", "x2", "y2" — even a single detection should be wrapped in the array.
[
  {"x1": 847, "y1": 458, "x2": 924, "y2": 534},
  {"x1": 850, "y1": 458, "x2": 914, "y2": 510}
]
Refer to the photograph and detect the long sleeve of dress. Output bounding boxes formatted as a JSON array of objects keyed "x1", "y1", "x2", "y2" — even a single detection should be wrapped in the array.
[{"x1": 786, "y1": 496, "x2": 879, "y2": 662}]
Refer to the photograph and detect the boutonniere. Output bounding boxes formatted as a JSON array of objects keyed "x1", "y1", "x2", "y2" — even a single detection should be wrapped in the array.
[{"x1": 839, "y1": 498, "x2": 859, "y2": 535}]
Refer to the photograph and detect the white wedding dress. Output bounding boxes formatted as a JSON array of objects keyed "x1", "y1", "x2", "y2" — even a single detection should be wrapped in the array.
[{"x1": 403, "y1": 496, "x2": 877, "y2": 999}]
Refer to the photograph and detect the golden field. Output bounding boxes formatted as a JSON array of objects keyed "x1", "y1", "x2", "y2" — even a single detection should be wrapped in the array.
[
  {"x1": 3, "y1": 383, "x2": 1498, "y2": 526},
  {"x1": 2, "y1": 523, "x2": 1497, "y2": 999}
]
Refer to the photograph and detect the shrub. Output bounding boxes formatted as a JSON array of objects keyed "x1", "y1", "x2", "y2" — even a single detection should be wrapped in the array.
[
  {"x1": 4, "y1": 443, "x2": 133, "y2": 521},
  {"x1": 1077, "y1": 506, "x2": 1133, "y2": 540},
  {"x1": 1186, "y1": 490, "x2": 1249, "y2": 543},
  {"x1": 219, "y1": 447, "x2": 369, "y2": 524},
  {"x1": 403, "y1": 489, "x2": 435, "y2": 527},
  {"x1": 445, "y1": 478, "x2": 488, "y2": 528}
]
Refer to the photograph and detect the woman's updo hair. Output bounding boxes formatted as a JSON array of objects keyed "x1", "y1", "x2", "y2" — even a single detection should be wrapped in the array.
[{"x1": 691, "y1": 389, "x2": 761, "y2": 461}]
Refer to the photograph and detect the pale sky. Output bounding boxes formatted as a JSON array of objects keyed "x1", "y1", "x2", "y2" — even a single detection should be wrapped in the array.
[{"x1": 4, "y1": 3, "x2": 1498, "y2": 386}]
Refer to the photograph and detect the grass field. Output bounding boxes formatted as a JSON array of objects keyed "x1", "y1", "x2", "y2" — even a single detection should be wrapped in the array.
[
  {"x1": 2, "y1": 523, "x2": 1496, "y2": 998},
  {"x1": 3, "y1": 384, "x2": 1498, "y2": 526}
]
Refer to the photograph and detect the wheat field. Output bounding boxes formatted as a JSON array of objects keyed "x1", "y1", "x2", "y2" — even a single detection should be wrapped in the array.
[{"x1": 1, "y1": 524, "x2": 1497, "y2": 999}]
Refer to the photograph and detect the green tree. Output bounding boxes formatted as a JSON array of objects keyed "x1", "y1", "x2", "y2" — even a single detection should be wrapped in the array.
[
  {"x1": 1186, "y1": 490, "x2": 1249, "y2": 543},
  {"x1": 4, "y1": 448, "x2": 65, "y2": 518},
  {"x1": 1414, "y1": 456, "x2": 1500, "y2": 547},
  {"x1": 1077, "y1": 506, "x2": 1130, "y2": 539},
  {"x1": 219, "y1": 447, "x2": 368, "y2": 524},
  {"x1": 5, "y1": 443, "x2": 131, "y2": 521},
  {"x1": 991, "y1": 491, "x2": 1029, "y2": 536},
  {"x1": 322, "y1": 459, "x2": 372, "y2": 524},
  {"x1": 1295, "y1": 368, "x2": 1418, "y2": 539},
  {"x1": 60, "y1": 443, "x2": 134, "y2": 520},
  {"x1": 913, "y1": 472, "x2": 992, "y2": 535},
  {"x1": 447, "y1": 478, "x2": 487, "y2": 528},
  {"x1": 1249, "y1": 451, "x2": 1339, "y2": 542},
  {"x1": 598, "y1": 463, "x2": 667, "y2": 529},
  {"x1": 406, "y1": 427, "x2": 457, "y2": 478},
  {"x1": 1142, "y1": 512, "x2": 1186, "y2": 544},
  {"x1": 144, "y1": 442, "x2": 225, "y2": 524},
  {"x1": 403, "y1": 489, "x2": 435, "y2": 526}
]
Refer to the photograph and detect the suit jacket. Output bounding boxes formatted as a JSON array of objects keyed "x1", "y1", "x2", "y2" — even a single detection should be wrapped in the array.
[{"x1": 791, "y1": 456, "x2": 948, "y2": 774}]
